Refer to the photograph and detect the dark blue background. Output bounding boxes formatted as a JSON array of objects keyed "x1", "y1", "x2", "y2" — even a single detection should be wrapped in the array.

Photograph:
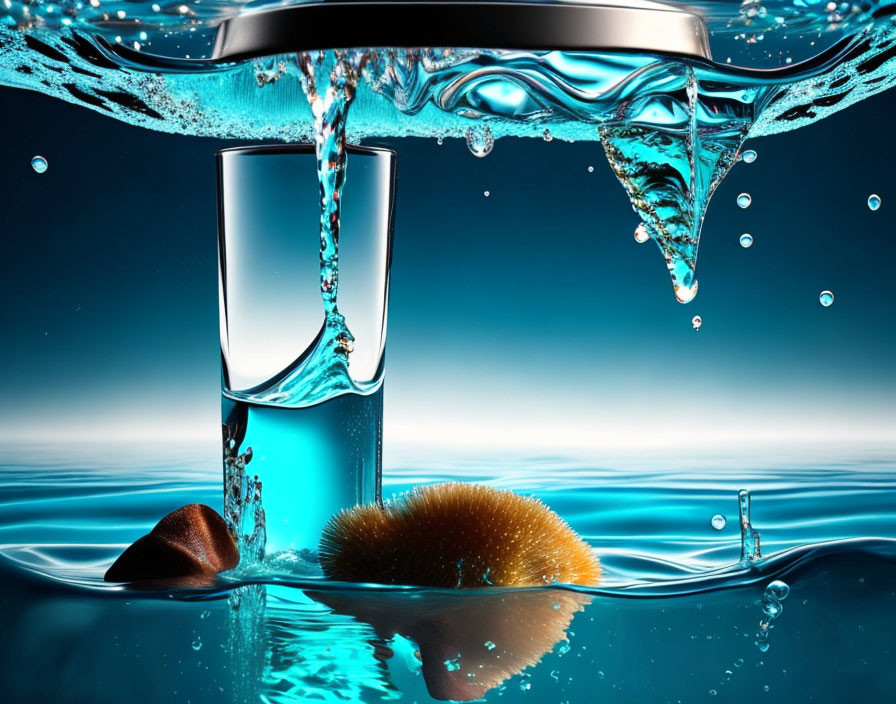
[{"x1": 2, "y1": 85, "x2": 894, "y2": 468}]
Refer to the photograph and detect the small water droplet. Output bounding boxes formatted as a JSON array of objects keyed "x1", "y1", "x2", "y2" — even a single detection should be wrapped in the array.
[
  {"x1": 465, "y1": 125, "x2": 494, "y2": 157},
  {"x1": 634, "y1": 223, "x2": 650, "y2": 243},
  {"x1": 737, "y1": 193, "x2": 752, "y2": 209},
  {"x1": 31, "y1": 155, "x2": 48, "y2": 174},
  {"x1": 711, "y1": 514, "x2": 727, "y2": 530},
  {"x1": 819, "y1": 290, "x2": 834, "y2": 307},
  {"x1": 191, "y1": 637, "x2": 202, "y2": 651},
  {"x1": 742, "y1": 149, "x2": 758, "y2": 163},
  {"x1": 484, "y1": 641, "x2": 496, "y2": 651},
  {"x1": 868, "y1": 194, "x2": 881, "y2": 211},
  {"x1": 739, "y1": 233, "x2": 754, "y2": 248},
  {"x1": 587, "y1": 165, "x2": 594, "y2": 173},
  {"x1": 436, "y1": 136, "x2": 443, "y2": 145},
  {"x1": 484, "y1": 190, "x2": 490, "y2": 197},
  {"x1": 692, "y1": 315, "x2": 703, "y2": 331}
]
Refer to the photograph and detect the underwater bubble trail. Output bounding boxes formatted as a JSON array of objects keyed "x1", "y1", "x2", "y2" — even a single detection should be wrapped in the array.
[{"x1": 755, "y1": 579, "x2": 790, "y2": 652}]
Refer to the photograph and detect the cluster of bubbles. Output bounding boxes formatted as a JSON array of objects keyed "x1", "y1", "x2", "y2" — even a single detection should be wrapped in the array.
[{"x1": 755, "y1": 579, "x2": 791, "y2": 653}]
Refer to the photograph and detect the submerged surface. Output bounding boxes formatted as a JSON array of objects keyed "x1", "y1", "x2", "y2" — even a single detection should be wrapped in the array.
[{"x1": 1, "y1": 451, "x2": 895, "y2": 702}]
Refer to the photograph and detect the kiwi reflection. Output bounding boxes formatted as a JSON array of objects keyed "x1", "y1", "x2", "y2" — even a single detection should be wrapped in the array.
[{"x1": 309, "y1": 587, "x2": 591, "y2": 701}]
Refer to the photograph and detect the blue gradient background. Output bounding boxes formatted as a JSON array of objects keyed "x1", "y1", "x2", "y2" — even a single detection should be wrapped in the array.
[{"x1": 1, "y1": 86, "x2": 894, "y2": 469}]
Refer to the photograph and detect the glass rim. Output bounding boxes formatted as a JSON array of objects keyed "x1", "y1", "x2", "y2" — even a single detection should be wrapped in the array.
[{"x1": 217, "y1": 143, "x2": 395, "y2": 159}]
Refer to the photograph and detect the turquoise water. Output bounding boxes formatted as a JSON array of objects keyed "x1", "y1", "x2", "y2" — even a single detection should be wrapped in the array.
[
  {"x1": 3, "y1": 2, "x2": 896, "y2": 701},
  {"x1": 1, "y1": 451, "x2": 895, "y2": 701},
  {"x1": 223, "y1": 391, "x2": 383, "y2": 557}
]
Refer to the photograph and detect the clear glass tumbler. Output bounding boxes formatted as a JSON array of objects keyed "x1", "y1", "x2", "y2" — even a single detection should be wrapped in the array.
[{"x1": 217, "y1": 144, "x2": 396, "y2": 560}]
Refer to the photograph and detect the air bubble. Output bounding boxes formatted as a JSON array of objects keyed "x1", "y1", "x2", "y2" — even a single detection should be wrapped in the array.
[
  {"x1": 742, "y1": 149, "x2": 758, "y2": 163},
  {"x1": 31, "y1": 156, "x2": 48, "y2": 173},
  {"x1": 634, "y1": 223, "x2": 650, "y2": 243},
  {"x1": 692, "y1": 315, "x2": 703, "y2": 331},
  {"x1": 819, "y1": 290, "x2": 834, "y2": 307},
  {"x1": 737, "y1": 193, "x2": 752, "y2": 209},
  {"x1": 587, "y1": 165, "x2": 594, "y2": 173},
  {"x1": 868, "y1": 194, "x2": 881, "y2": 211},
  {"x1": 484, "y1": 191, "x2": 490, "y2": 197},
  {"x1": 484, "y1": 641, "x2": 496, "y2": 651},
  {"x1": 711, "y1": 514, "x2": 727, "y2": 530},
  {"x1": 740, "y1": 233, "x2": 754, "y2": 248},
  {"x1": 543, "y1": 129, "x2": 553, "y2": 142},
  {"x1": 191, "y1": 637, "x2": 202, "y2": 651}
]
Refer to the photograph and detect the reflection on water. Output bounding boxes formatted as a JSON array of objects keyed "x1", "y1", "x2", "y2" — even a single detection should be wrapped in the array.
[{"x1": 1, "y1": 455, "x2": 896, "y2": 701}]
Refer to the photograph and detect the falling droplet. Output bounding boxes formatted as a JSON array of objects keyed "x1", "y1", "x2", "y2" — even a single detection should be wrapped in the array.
[
  {"x1": 634, "y1": 223, "x2": 650, "y2": 243},
  {"x1": 587, "y1": 165, "x2": 594, "y2": 173},
  {"x1": 737, "y1": 193, "x2": 752, "y2": 209},
  {"x1": 741, "y1": 149, "x2": 758, "y2": 163},
  {"x1": 692, "y1": 315, "x2": 703, "y2": 331},
  {"x1": 191, "y1": 637, "x2": 202, "y2": 651},
  {"x1": 868, "y1": 194, "x2": 881, "y2": 211},
  {"x1": 675, "y1": 281, "x2": 699, "y2": 304},
  {"x1": 484, "y1": 190, "x2": 490, "y2": 197},
  {"x1": 543, "y1": 129, "x2": 553, "y2": 142},
  {"x1": 465, "y1": 125, "x2": 494, "y2": 157},
  {"x1": 711, "y1": 514, "x2": 727, "y2": 530},
  {"x1": 739, "y1": 233, "x2": 754, "y2": 248},
  {"x1": 819, "y1": 290, "x2": 834, "y2": 307},
  {"x1": 31, "y1": 155, "x2": 48, "y2": 173},
  {"x1": 436, "y1": 136, "x2": 443, "y2": 146}
]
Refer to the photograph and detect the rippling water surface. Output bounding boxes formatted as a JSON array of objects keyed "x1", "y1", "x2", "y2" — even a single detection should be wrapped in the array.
[{"x1": 2, "y1": 447, "x2": 895, "y2": 702}]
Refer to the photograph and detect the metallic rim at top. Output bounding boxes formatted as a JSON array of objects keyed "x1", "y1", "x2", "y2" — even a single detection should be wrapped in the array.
[{"x1": 210, "y1": 1, "x2": 712, "y2": 62}]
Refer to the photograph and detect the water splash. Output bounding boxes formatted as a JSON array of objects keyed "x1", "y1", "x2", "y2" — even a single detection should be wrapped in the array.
[
  {"x1": 739, "y1": 489, "x2": 762, "y2": 564},
  {"x1": 600, "y1": 64, "x2": 751, "y2": 303}
]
